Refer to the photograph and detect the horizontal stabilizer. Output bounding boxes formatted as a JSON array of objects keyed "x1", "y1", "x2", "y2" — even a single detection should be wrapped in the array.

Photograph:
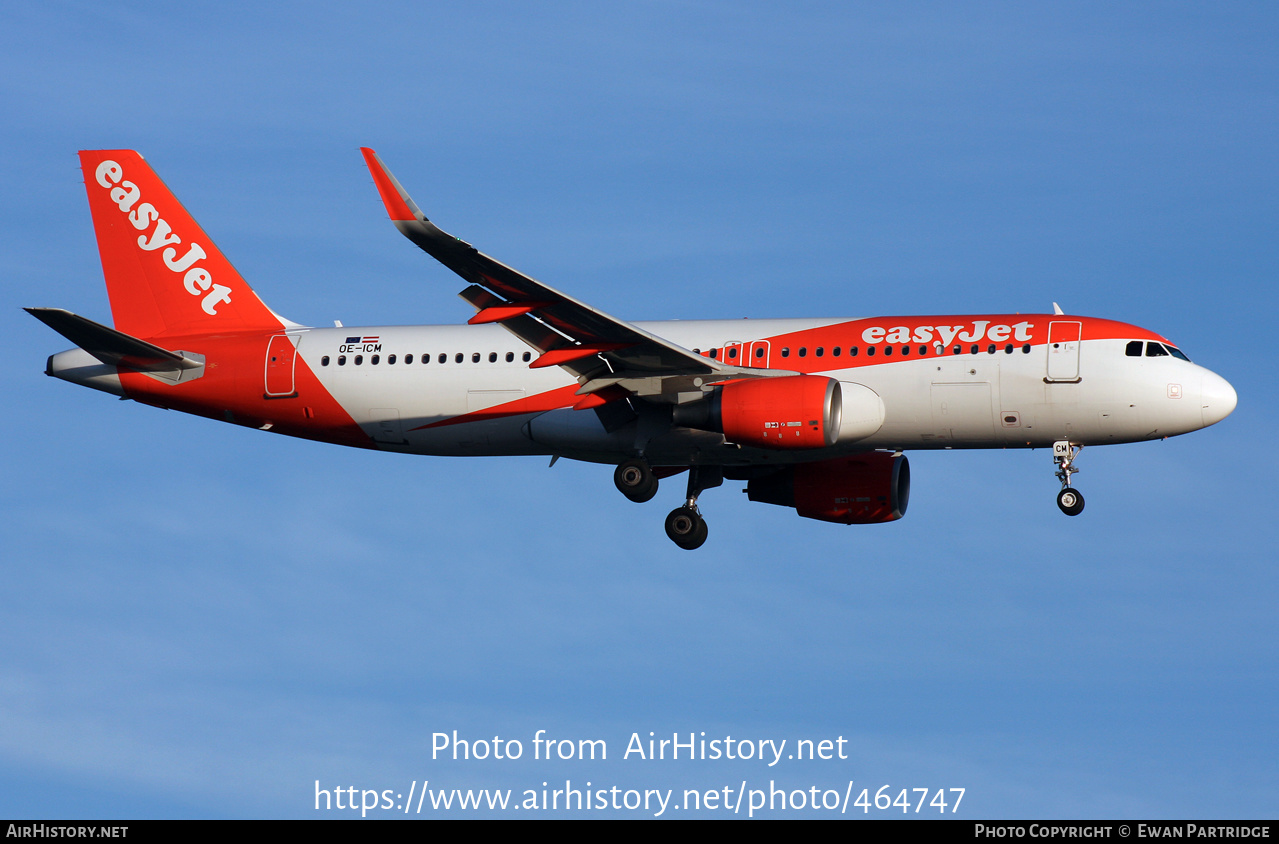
[{"x1": 25, "y1": 308, "x2": 203, "y2": 373}]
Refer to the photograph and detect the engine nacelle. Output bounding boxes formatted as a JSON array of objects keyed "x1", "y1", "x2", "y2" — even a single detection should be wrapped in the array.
[
  {"x1": 720, "y1": 376, "x2": 841, "y2": 448},
  {"x1": 674, "y1": 375, "x2": 840, "y2": 449},
  {"x1": 673, "y1": 376, "x2": 884, "y2": 450},
  {"x1": 747, "y1": 452, "x2": 910, "y2": 524}
]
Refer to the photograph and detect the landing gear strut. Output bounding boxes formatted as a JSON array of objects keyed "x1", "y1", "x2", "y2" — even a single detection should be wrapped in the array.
[
  {"x1": 614, "y1": 459, "x2": 658, "y2": 503},
  {"x1": 1053, "y1": 441, "x2": 1085, "y2": 516},
  {"x1": 664, "y1": 466, "x2": 723, "y2": 550}
]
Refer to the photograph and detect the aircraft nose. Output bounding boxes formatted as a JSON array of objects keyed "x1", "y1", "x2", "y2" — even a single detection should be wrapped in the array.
[{"x1": 1200, "y1": 370, "x2": 1237, "y2": 428}]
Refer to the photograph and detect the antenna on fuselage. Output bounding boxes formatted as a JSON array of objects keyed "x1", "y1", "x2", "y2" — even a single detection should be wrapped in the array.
[{"x1": 1052, "y1": 302, "x2": 1065, "y2": 315}]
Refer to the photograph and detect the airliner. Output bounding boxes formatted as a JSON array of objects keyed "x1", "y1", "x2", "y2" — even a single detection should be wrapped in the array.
[{"x1": 28, "y1": 149, "x2": 1237, "y2": 549}]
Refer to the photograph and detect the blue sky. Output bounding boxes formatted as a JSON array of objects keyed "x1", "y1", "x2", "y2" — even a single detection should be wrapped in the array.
[{"x1": 2, "y1": 2, "x2": 1275, "y2": 818}]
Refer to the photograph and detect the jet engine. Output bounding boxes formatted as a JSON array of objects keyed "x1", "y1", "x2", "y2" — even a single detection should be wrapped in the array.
[
  {"x1": 672, "y1": 376, "x2": 884, "y2": 450},
  {"x1": 746, "y1": 452, "x2": 910, "y2": 524}
]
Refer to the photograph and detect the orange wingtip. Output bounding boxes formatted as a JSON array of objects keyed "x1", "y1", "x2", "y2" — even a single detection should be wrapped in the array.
[{"x1": 360, "y1": 147, "x2": 417, "y2": 222}]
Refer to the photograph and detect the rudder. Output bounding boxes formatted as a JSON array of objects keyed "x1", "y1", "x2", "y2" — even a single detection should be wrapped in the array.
[{"x1": 79, "y1": 150, "x2": 284, "y2": 339}]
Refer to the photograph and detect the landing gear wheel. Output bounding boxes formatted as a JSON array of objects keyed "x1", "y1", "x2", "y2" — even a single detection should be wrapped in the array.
[
  {"x1": 664, "y1": 506, "x2": 708, "y2": 550},
  {"x1": 1056, "y1": 487, "x2": 1085, "y2": 516},
  {"x1": 614, "y1": 459, "x2": 658, "y2": 503}
]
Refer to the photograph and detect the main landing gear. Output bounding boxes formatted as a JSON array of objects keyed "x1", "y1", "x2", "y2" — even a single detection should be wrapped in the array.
[
  {"x1": 664, "y1": 507, "x2": 707, "y2": 550},
  {"x1": 664, "y1": 466, "x2": 723, "y2": 550},
  {"x1": 614, "y1": 460, "x2": 723, "y2": 549},
  {"x1": 1053, "y1": 440, "x2": 1085, "y2": 516},
  {"x1": 614, "y1": 459, "x2": 658, "y2": 503}
]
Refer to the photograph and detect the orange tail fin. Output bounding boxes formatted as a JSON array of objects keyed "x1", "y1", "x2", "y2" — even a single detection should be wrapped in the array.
[{"x1": 79, "y1": 150, "x2": 285, "y2": 339}]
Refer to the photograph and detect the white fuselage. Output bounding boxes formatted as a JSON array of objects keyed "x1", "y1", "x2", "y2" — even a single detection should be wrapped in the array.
[{"x1": 287, "y1": 316, "x2": 1233, "y2": 465}]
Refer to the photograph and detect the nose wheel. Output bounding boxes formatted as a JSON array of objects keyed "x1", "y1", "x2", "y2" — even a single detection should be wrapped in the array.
[
  {"x1": 1056, "y1": 487, "x2": 1085, "y2": 516},
  {"x1": 1052, "y1": 441, "x2": 1085, "y2": 516}
]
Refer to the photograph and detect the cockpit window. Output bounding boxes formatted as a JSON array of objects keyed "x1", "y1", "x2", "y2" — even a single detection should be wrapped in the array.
[
  {"x1": 1166, "y1": 345, "x2": 1190, "y2": 362},
  {"x1": 1126, "y1": 341, "x2": 1143, "y2": 357},
  {"x1": 1145, "y1": 342, "x2": 1169, "y2": 357}
]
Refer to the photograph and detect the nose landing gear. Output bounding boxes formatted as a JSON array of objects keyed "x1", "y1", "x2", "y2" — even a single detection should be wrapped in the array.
[
  {"x1": 664, "y1": 466, "x2": 723, "y2": 550},
  {"x1": 1053, "y1": 441, "x2": 1085, "y2": 516}
]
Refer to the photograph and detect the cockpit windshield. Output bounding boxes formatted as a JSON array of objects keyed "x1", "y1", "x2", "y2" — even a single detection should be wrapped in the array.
[{"x1": 1124, "y1": 340, "x2": 1192, "y2": 361}]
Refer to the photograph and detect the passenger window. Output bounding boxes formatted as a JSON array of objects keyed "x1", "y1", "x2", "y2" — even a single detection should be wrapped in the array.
[
  {"x1": 1004, "y1": 344, "x2": 1013, "y2": 354},
  {"x1": 710, "y1": 348, "x2": 719, "y2": 359},
  {"x1": 901, "y1": 345, "x2": 910, "y2": 356},
  {"x1": 867, "y1": 346, "x2": 876, "y2": 357},
  {"x1": 439, "y1": 353, "x2": 447, "y2": 364},
  {"x1": 1022, "y1": 344, "x2": 1030, "y2": 354},
  {"x1": 971, "y1": 344, "x2": 979, "y2": 354},
  {"x1": 406, "y1": 354, "x2": 414, "y2": 364},
  {"x1": 388, "y1": 354, "x2": 397, "y2": 364},
  {"x1": 489, "y1": 352, "x2": 497, "y2": 363},
  {"x1": 987, "y1": 344, "x2": 996, "y2": 354},
  {"x1": 884, "y1": 346, "x2": 892, "y2": 356},
  {"x1": 919, "y1": 345, "x2": 927, "y2": 355},
  {"x1": 849, "y1": 347, "x2": 858, "y2": 357},
  {"x1": 953, "y1": 345, "x2": 962, "y2": 355},
  {"x1": 522, "y1": 352, "x2": 531, "y2": 362},
  {"x1": 371, "y1": 355, "x2": 380, "y2": 365},
  {"x1": 1146, "y1": 342, "x2": 1169, "y2": 357},
  {"x1": 472, "y1": 352, "x2": 480, "y2": 363},
  {"x1": 781, "y1": 348, "x2": 790, "y2": 358},
  {"x1": 337, "y1": 355, "x2": 346, "y2": 366},
  {"x1": 815, "y1": 347, "x2": 824, "y2": 357},
  {"x1": 355, "y1": 355, "x2": 363, "y2": 365},
  {"x1": 728, "y1": 348, "x2": 737, "y2": 359},
  {"x1": 1126, "y1": 341, "x2": 1143, "y2": 357},
  {"x1": 755, "y1": 347, "x2": 764, "y2": 358},
  {"x1": 321, "y1": 355, "x2": 330, "y2": 366},
  {"x1": 506, "y1": 352, "x2": 514, "y2": 362},
  {"x1": 454, "y1": 353, "x2": 463, "y2": 363},
  {"x1": 798, "y1": 347, "x2": 807, "y2": 357}
]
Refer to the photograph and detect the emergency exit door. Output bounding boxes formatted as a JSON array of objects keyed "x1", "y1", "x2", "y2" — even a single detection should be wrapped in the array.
[
  {"x1": 264, "y1": 334, "x2": 298, "y2": 398},
  {"x1": 1046, "y1": 321, "x2": 1081, "y2": 382}
]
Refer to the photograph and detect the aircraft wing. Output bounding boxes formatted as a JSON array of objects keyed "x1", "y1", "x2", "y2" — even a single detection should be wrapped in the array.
[{"x1": 360, "y1": 148, "x2": 788, "y2": 403}]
